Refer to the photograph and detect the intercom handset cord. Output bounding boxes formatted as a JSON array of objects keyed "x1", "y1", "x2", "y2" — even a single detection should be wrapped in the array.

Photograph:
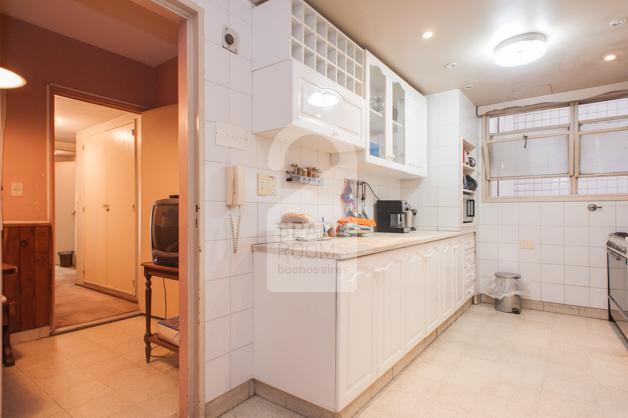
[{"x1": 229, "y1": 206, "x2": 242, "y2": 254}]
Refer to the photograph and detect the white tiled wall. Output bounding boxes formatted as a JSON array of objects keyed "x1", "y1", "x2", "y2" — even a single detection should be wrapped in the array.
[
  {"x1": 199, "y1": 0, "x2": 401, "y2": 402},
  {"x1": 478, "y1": 200, "x2": 628, "y2": 309}
]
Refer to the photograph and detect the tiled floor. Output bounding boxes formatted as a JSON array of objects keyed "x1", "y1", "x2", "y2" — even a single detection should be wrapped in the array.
[
  {"x1": 2, "y1": 316, "x2": 179, "y2": 418},
  {"x1": 224, "y1": 304, "x2": 628, "y2": 418}
]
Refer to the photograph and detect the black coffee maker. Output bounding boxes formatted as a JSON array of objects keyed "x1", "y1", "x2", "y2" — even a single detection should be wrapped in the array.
[{"x1": 374, "y1": 200, "x2": 417, "y2": 233}]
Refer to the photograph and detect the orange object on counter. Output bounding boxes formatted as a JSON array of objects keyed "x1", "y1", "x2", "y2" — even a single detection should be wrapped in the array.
[{"x1": 336, "y1": 216, "x2": 376, "y2": 227}]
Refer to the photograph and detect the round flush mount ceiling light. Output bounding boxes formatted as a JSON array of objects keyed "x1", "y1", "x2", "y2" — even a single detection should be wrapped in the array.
[
  {"x1": 604, "y1": 53, "x2": 617, "y2": 61},
  {"x1": 0, "y1": 67, "x2": 27, "y2": 89},
  {"x1": 444, "y1": 62, "x2": 458, "y2": 70},
  {"x1": 422, "y1": 31, "x2": 434, "y2": 40},
  {"x1": 463, "y1": 84, "x2": 474, "y2": 90},
  {"x1": 494, "y1": 32, "x2": 547, "y2": 67},
  {"x1": 307, "y1": 91, "x2": 340, "y2": 108},
  {"x1": 609, "y1": 18, "x2": 626, "y2": 28}
]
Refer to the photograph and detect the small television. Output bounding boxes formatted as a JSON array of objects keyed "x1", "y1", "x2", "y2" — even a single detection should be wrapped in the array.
[{"x1": 151, "y1": 196, "x2": 179, "y2": 267}]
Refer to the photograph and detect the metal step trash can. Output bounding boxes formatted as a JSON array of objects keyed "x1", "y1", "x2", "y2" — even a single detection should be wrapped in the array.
[{"x1": 494, "y1": 272, "x2": 521, "y2": 314}]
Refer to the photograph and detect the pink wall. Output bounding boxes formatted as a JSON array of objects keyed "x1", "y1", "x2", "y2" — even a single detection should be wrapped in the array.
[{"x1": 0, "y1": 15, "x2": 176, "y2": 221}]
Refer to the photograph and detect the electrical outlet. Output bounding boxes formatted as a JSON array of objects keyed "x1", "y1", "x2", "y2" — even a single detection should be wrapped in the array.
[
  {"x1": 11, "y1": 182, "x2": 23, "y2": 197},
  {"x1": 519, "y1": 240, "x2": 535, "y2": 250},
  {"x1": 257, "y1": 174, "x2": 277, "y2": 196}
]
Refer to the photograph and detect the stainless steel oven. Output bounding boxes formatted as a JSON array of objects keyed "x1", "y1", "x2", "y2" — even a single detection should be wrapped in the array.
[
  {"x1": 463, "y1": 195, "x2": 475, "y2": 223},
  {"x1": 607, "y1": 233, "x2": 628, "y2": 342}
]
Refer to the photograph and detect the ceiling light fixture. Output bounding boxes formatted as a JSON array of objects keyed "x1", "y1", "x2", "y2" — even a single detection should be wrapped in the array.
[
  {"x1": 463, "y1": 84, "x2": 474, "y2": 90},
  {"x1": 604, "y1": 53, "x2": 617, "y2": 61},
  {"x1": 493, "y1": 32, "x2": 547, "y2": 67},
  {"x1": 0, "y1": 67, "x2": 27, "y2": 89},
  {"x1": 422, "y1": 31, "x2": 434, "y2": 40},
  {"x1": 609, "y1": 18, "x2": 626, "y2": 28},
  {"x1": 444, "y1": 62, "x2": 458, "y2": 70}
]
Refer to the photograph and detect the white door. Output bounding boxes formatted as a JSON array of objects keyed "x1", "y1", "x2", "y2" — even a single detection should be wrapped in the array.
[
  {"x1": 105, "y1": 123, "x2": 136, "y2": 294},
  {"x1": 424, "y1": 245, "x2": 440, "y2": 333},
  {"x1": 80, "y1": 119, "x2": 137, "y2": 296},
  {"x1": 405, "y1": 89, "x2": 427, "y2": 175},
  {"x1": 337, "y1": 260, "x2": 377, "y2": 409},
  {"x1": 402, "y1": 247, "x2": 426, "y2": 350},
  {"x1": 376, "y1": 255, "x2": 403, "y2": 374},
  {"x1": 440, "y1": 243, "x2": 455, "y2": 319},
  {"x1": 83, "y1": 134, "x2": 108, "y2": 286},
  {"x1": 453, "y1": 240, "x2": 465, "y2": 309}
]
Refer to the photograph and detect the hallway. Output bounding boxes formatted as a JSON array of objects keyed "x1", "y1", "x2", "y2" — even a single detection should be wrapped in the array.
[{"x1": 55, "y1": 267, "x2": 139, "y2": 329}]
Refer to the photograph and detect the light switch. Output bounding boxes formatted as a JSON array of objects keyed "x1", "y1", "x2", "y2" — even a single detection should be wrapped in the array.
[
  {"x1": 257, "y1": 174, "x2": 277, "y2": 196},
  {"x1": 519, "y1": 240, "x2": 535, "y2": 250},
  {"x1": 11, "y1": 182, "x2": 23, "y2": 197}
]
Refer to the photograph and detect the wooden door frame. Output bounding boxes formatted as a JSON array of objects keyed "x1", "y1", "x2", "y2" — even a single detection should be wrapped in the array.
[{"x1": 45, "y1": 0, "x2": 204, "y2": 415}]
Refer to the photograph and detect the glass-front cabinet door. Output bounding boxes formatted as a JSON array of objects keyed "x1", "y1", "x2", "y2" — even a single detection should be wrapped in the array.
[
  {"x1": 368, "y1": 63, "x2": 387, "y2": 160},
  {"x1": 392, "y1": 80, "x2": 406, "y2": 165},
  {"x1": 364, "y1": 51, "x2": 426, "y2": 177}
]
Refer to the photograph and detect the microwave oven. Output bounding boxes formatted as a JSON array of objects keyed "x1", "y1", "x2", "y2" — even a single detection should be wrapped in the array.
[{"x1": 463, "y1": 195, "x2": 475, "y2": 223}]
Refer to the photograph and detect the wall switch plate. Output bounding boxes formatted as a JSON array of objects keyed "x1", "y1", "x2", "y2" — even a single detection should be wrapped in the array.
[
  {"x1": 10, "y1": 182, "x2": 23, "y2": 197},
  {"x1": 257, "y1": 174, "x2": 277, "y2": 196},
  {"x1": 216, "y1": 122, "x2": 249, "y2": 151},
  {"x1": 519, "y1": 240, "x2": 535, "y2": 250}
]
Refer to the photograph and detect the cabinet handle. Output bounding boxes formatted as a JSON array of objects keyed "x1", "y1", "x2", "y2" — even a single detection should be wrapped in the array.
[{"x1": 19, "y1": 239, "x2": 28, "y2": 247}]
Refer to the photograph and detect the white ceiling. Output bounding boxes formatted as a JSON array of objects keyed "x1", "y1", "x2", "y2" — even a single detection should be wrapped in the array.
[
  {"x1": 307, "y1": 0, "x2": 628, "y2": 105},
  {"x1": 0, "y1": 0, "x2": 179, "y2": 66},
  {"x1": 54, "y1": 96, "x2": 130, "y2": 143}
]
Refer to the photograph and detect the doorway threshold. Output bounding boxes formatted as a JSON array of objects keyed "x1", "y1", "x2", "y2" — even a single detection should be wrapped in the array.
[{"x1": 52, "y1": 310, "x2": 142, "y2": 335}]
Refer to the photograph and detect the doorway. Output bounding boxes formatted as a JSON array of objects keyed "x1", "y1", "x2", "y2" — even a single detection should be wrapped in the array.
[
  {"x1": 53, "y1": 96, "x2": 140, "y2": 331},
  {"x1": 0, "y1": 0, "x2": 202, "y2": 415}
]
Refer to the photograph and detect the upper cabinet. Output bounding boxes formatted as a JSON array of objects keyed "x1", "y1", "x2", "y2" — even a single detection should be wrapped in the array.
[
  {"x1": 363, "y1": 52, "x2": 427, "y2": 178},
  {"x1": 252, "y1": 0, "x2": 366, "y2": 151}
]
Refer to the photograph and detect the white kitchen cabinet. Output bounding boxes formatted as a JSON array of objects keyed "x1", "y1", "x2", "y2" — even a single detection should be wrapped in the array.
[
  {"x1": 402, "y1": 247, "x2": 427, "y2": 350},
  {"x1": 253, "y1": 0, "x2": 365, "y2": 151},
  {"x1": 362, "y1": 51, "x2": 427, "y2": 178},
  {"x1": 336, "y1": 259, "x2": 377, "y2": 409},
  {"x1": 374, "y1": 255, "x2": 404, "y2": 375},
  {"x1": 424, "y1": 245, "x2": 441, "y2": 333},
  {"x1": 253, "y1": 233, "x2": 475, "y2": 413}
]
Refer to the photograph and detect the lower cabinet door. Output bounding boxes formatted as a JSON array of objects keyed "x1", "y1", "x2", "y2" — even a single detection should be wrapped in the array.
[
  {"x1": 440, "y1": 243, "x2": 455, "y2": 319},
  {"x1": 375, "y1": 255, "x2": 404, "y2": 375},
  {"x1": 424, "y1": 245, "x2": 441, "y2": 333},
  {"x1": 402, "y1": 247, "x2": 426, "y2": 350},
  {"x1": 453, "y1": 240, "x2": 465, "y2": 309},
  {"x1": 337, "y1": 260, "x2": 377, "y2": 409}
]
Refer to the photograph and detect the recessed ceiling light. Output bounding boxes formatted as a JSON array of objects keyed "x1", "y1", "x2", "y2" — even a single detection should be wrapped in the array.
[
  {"x1": 494, "y1": 32, "x2": 547, "y2": 67},
  {"x1": 0, "y1": 67, "x2": 27, "y2": 89},
  {"x1": 444, "y1": 62, "x2": 458, "y2": 70},
  {"x1": 609, "y1": 18, "x2": 626, "y2": 27},
  {"x1": 422, "y1": 31, "x2": 434, "y2": 40},
  {"x1": 604, "y1": 53, "x2": 617, "y2": 62},
  {"x1": 463, "y1": 84, "x2": 474, "y2": 90}
]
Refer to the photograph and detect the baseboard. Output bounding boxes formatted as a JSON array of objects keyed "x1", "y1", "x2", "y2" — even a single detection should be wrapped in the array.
[
  {"x1": 205, "y1": 381, "x2": 255, "y2": 418},
  {"x1": 10, "y1": 326, "x2": 51, "y2": 345},
  {"x1": 245, "y1": 297, "x2": 474, "y2": 418},
  {"x1": 479, "y1": 294, "x2": 608, "y2": 320},
  {"x1": 77, "y1": 282, "x2": 138, "y2": 303}
]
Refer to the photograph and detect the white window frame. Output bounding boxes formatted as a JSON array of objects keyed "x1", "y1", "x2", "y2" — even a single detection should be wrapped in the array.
[{"x1": 482, "y1": 97, "x2": 628, "y2": 202}]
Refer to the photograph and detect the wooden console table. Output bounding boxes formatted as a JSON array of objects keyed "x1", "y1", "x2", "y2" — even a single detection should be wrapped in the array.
[{"x1": 141, "y1": 262, "x2": 179, "y2": 363}]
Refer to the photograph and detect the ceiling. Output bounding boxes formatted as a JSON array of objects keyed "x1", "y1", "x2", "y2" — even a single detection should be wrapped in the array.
[
  {"x1": 307, "y1": 0, "x2": 628, "y2": 105},
  {"x1": 0, "y1": 0, "x2": 179, "y2": 66},
  {"x1": 54, "y1": 96, "x2": 130, "y2": 143}
]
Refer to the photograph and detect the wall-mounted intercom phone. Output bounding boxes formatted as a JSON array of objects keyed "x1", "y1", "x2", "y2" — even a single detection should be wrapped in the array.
[{"x1": 226, "y1": 166, "x2": 244, "y2": 254}]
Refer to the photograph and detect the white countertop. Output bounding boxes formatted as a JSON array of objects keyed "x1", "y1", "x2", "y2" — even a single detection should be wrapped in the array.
[{"x1": 252, "y1": 230, "x2": 474, "y2": 260}]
